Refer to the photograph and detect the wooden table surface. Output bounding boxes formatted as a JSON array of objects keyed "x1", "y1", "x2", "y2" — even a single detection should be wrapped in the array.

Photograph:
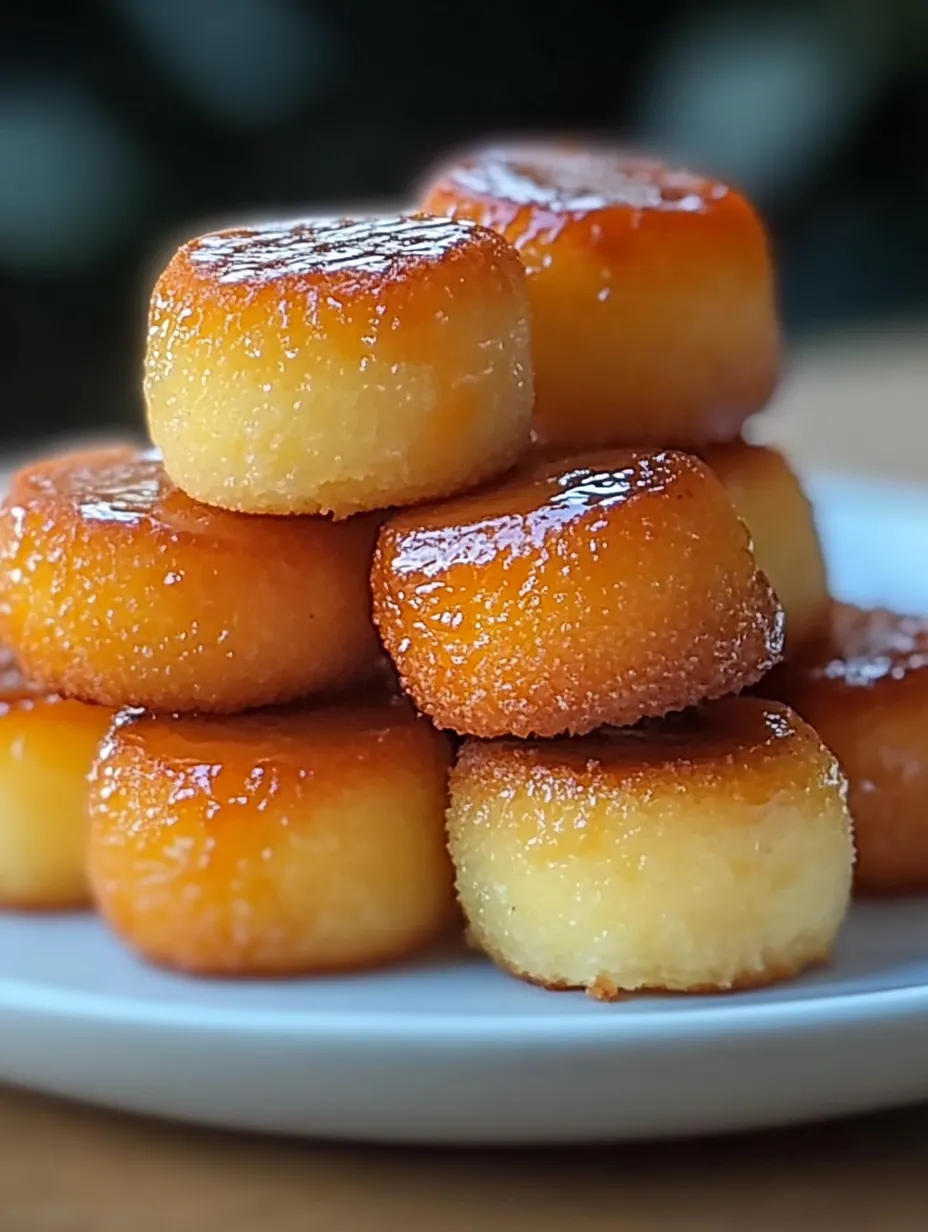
[{"x1": 4, "y1": 326, "x2": 928, "y2": 1232}]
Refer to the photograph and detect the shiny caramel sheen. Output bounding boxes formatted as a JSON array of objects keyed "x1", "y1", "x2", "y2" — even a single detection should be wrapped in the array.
[
  {"x1": 88, "y1": 697, "x2": 455, "y2": 974},
  {"x1": 0, "y1": 447, "x2": 381, "y2": 711},
  {"x1": 422, "y1": 143, "x2": 779, "y2": 449},
  {"x1": 0, "y1": 647, "x2": 112, "y2": 909},
  {"x1": 448, "y1": 697, "x2": 853, "y2": 997},
  {"x1": 373, "y1": 449, "x2": 785, "y2": 738},
  {"x1": 761, "y1": 603, "x2": 928, "y2": 896},
  {"x1": 702, "y1": 442, "x2": 829, "y2": 649},
  {"x1": 145, "y1": 214, "x2": 533, "y2": 516}
]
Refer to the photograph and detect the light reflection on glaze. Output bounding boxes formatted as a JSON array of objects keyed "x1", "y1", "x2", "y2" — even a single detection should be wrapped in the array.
[
  {"x1": 185, "y1": 214, "x2": 480, "y2": 286},
  {"x1": 469, "y1": 697, "x2": 820, "y2": 787},
  {"x1": 14, "y1": 446, "x2": 253, "y2": 540},
  {"x1": 439, "y1": 145, "x2": 729, "y2": 219},
  {"x1": 813, "y1": 607, "x2": 928, "y2": 688},
  {"x1": 387, "y1": 450, "x2": 681, "y2": 578}
]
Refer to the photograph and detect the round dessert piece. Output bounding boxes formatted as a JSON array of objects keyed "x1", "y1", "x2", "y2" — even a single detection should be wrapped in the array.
[
  {"x1": 702, "y1": 442, "x2": 828, "y2": 649},
  {"x1": 88, "y1": 697, "x2": 455, "y2": 974},
  {"x1": 448, "y1": 697, "x2": 853, "y2": 998},
  {"x1": 373, "y1": 449, "x2": 784, "y2": 738},
  {"x1": 0, "y1": 648, "x2": 112, "y2": 909},
  {"x1": 421, "y1": 143, "x2": 779, "y2": 449},
  {"x1": 0, "y1": 446, "x2": 381, "y2": 712},
  {"x1": 761, "y1": 604, "x2": 928, "y2": 896},
  {"x1": 145, "y1": 213, "x2": 533, "y2": 517}
]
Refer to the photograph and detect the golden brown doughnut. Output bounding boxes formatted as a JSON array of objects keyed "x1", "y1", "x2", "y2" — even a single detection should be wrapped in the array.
[
  {"x1": 761, "y1": 603, "x2": 928, "y2": 896},
  {"x1": 88, "y1": 697, "x2": 455, "y2": 974},
  {"x1": 373, "y1": 449, "x2": 784, "y2": 738},
  {"x1": 0, "y1": 648, "x2": 112, "y2": 910},
  {"x1": 701, "y1": 442, "x2": 828, "y2": 648},
  {"x1": 421, "y1": 142, "x2": 779, "y2": 449},
  {"x1": 0, "y1": 446, "x2": 381, "y2": 712},
  {"x1": 447, "y1": 697, "x2": 853, "y2": 997},
  {"x1": 145, "y1": 214, "x2": 533, "y2": 516}
]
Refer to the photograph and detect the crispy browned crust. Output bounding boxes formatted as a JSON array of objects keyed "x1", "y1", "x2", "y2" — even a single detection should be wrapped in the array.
[
  {"x1": 374, "y1": 449, "x2": 783, "y2": 738},
  {"x1": 0, "y1": 447, "x2": 381, "y2": 712}
]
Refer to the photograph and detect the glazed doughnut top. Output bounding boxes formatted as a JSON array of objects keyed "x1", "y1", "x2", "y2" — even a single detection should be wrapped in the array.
[
  {"x1": 170, "y1": 213, "x2": 504, "y2": 297},
  {"x1": 469, "y1": 701, "x2": 841, "y2": 804},
  {"x1": 104, "y1": 695, "x2": 439, "y2": 777},
  {"x1": 10, "y1": 445, "x2": 282, "y2": 543},
  {"x1": 802, "y1": 605, "x2": 928, "y2": 688},
  {"x1": 385, "y1": 449, "x2": 709, "y2": 573},
  {"x1": 426, "y1": 144, "x2": 732, "y2": 266}
]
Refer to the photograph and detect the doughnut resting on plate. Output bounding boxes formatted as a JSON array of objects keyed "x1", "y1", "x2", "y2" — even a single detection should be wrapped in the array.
[
  {"x1": 702, "y1": 442, "x2": 828, "y2": 649},
  {"x1": 0, "y1": 648, "x2": 112, "y2": 910},
  {"x1": 88, "y1": 697, "x2": 455, "y2": 974},
  {"x1": 447, "y1": 697, "x2": 853, "y2": 997},
  {"x1": 373, "y1": 448, "x2": 784, "y2": 738},
  {"x1": 145, "y1": 214, "x2": 533, "y2": 516},
  {"x1": 0, "y1": 446, "x2": 381, "y2": 712},
  {"x1": 761, "y1": 603, "x2": 928, "y2": 896},
  {"x1": 421, "y1": 142, "x2": 778, "y2": 449}
]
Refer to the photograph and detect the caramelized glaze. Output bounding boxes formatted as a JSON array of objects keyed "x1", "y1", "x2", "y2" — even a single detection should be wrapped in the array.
[
  {"x1": 422, "y1": 142, "x2": 779, "y2": 449},
  {"x1": 435, "y1": 147, "x2": 729, "y2": 267},
  {"x1": 88, "y1": 698, "x2": 455, "y2": 974},
  {"x1": 373, "y1": 449, "x2": 784, "y2": 738},
  {"x1": 184, "y1": 214, "x2": 482, "y2": 287},
  {"x1": 146, "y1": 214, "x2": 533, "y2": 516},
  {"x1": 761, "y1": 604, "x2": 928, "y2": 895},
  {"x1": 0, "y1": 447, "x2": 381, "y2": 711}
]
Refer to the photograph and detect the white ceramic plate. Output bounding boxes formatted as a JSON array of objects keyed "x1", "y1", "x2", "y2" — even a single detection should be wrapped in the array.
[{"x1": 2, "y1": 472, "x2": 927, "y2": 1145}]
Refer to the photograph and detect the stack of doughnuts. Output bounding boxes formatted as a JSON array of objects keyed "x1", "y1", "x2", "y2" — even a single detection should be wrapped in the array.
[{"x1": 5, "y1": 135, "x2": 916, "y2": 1000}]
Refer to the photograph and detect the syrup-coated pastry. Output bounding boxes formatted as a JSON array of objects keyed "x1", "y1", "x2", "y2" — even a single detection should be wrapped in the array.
[
  {"x1": 373, "y1": 449, "x2": 784, "y2": 738},
  {"x1": 702, "y1": 442, "x2": 828, "y2": 648},
  {"x1": 88, "y1": 697, "x2": 455, "y2": 974},
  {"x1": 762, "y1": 604, "x2": 928, "y2": 896},
  {"x1": 0, "y1": 447, "x2": 381, "y2": 712},
  {"x1": 0, "y1": 648, "x2": 112, "y2": 909},
  {"x1": 421, "y1": 143, "x2": 779, "y2": 449},
  {"x1": 145, "y1": 214, "x2": 533, "y2": 516},
  {"x1": 447, "y1": 697, "x2": 853, "y2": 998}
]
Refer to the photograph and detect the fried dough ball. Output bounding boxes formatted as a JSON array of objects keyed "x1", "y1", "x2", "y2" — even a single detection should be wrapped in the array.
[
  {"x1": 87, "y1": 697, "x2": 454, "y2": 974},
  {"x1": 761, "y1": 604, "x2": 928, "y2": 896},
  {"x1": 373, "y1": 449, "x2": 784, "y2": 738},
  {"x1": 145, "y1": 214, "x2": 533, "y2": 517},
  {"x1": 0, "y1": 447, "x2": 381, "y2": 712},
  {"x1": 448, "y1": 698, "x2": 853, "y2": 997},
  {"x1": 701, "y1": 442, "x2": 828, "y2": 649},
  {"x1": 0, "y1": 648, "x2": 112, "y2": 910},
  {"x1": 421, "y1": 143, "x2": 779, "y2": 449}
]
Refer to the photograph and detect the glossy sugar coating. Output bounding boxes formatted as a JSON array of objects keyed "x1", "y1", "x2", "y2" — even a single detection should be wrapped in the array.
[
  {"x1": 0, "y1": 647, "x2": 112, "y2": 909},
  {"x1": 145, "y1": 214, "x2": 533, "y2": 516},
  {"x1": 88, "y1": 697, "x2": 455, "y2": 974},
  {"x1": 421, "y1": 143, "x2": 779, "y2": 449},
  {"x1": 0, "y1": 446, "x2": 381, "y2": 711},
  {"x1": 373, "y1": 449, "x2": 784, "y2": 738},
  {"x1": 761, "y1": 604, "x2": 928, "y2": 896},
  {"x1": 702, "y1": 442, "x2": 828, "y2": 649},
  {"x1": 448, "y1": 697, "x2": 852, "y2": 998}
]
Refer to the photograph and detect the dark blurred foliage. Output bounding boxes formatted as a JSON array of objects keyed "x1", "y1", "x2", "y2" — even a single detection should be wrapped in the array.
[{"x1": 0, "y1": 0, "x2": 926, "y2": 444}]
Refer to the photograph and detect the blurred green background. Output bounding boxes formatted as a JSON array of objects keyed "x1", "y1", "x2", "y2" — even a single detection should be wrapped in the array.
[{"x1": 1, "y1": 0, "x2": 926, "y2": 445}]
